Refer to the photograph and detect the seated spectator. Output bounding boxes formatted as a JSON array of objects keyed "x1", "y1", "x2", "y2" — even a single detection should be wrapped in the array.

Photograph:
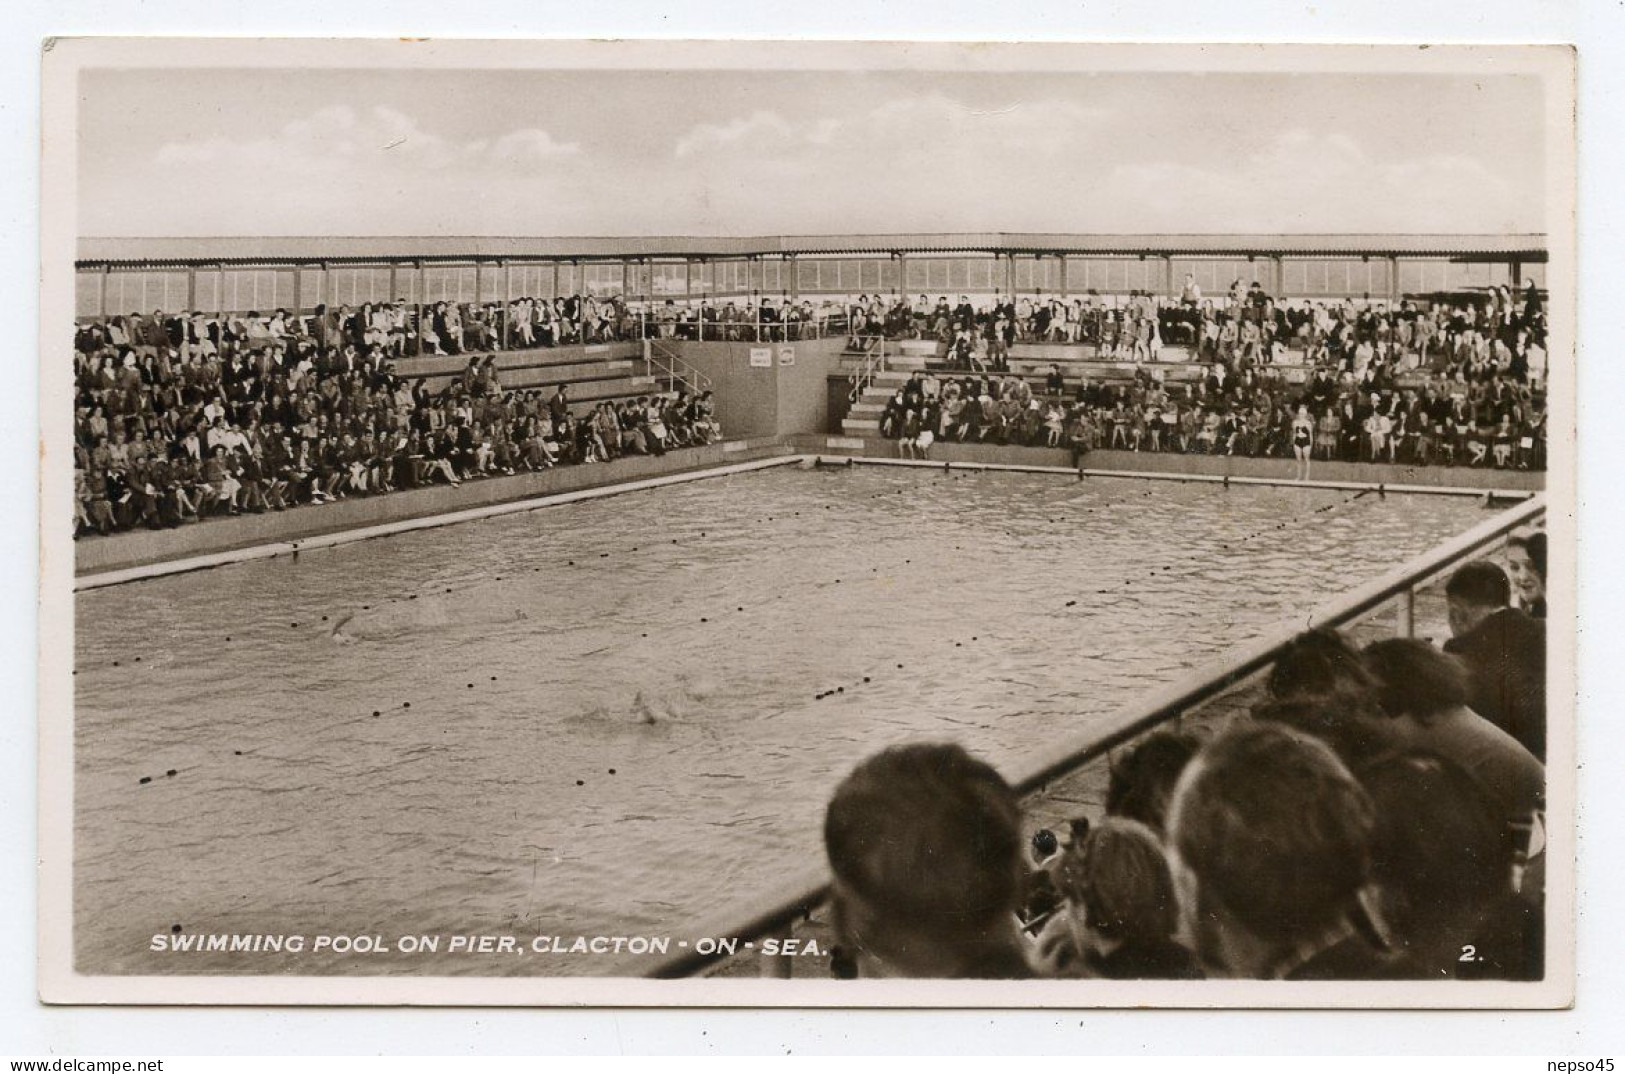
[
  {"x1": 1041, "y1": 817, "x2": 1203, "y2": 979},
  {"x1": 1361, "y1": 638, "x2": 1544, "y2": 834},
  {"x1": 1166, "y1": 722, "x2": 1388, "y2": 979},
  {"x1": 824, "y1": 743, "x2": 1032, "y2": 978},
  {"x1": 1104, "y1": 727, "x2": 1203, "y2": 834},
  {"x1": 1358, "y1": 752, "x2": 1542, "y2": 980},
  {"x1": 1443, "y1": 561, "x2": 1547, "y2": 760}
]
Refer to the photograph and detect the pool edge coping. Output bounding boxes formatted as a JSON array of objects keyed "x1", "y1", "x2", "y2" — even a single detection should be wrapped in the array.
[{"x1": 77, "y1": 450, "x2": 1538, "y2": 591}]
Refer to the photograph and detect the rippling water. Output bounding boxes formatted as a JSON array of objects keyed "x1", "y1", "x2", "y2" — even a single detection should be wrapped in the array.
[{"x1": 73, "y1": 465, "x2": 1486, "y2": 976}]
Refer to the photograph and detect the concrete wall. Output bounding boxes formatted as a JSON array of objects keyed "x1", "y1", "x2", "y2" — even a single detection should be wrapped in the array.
[
  {"x1": 671, "y1": 342, "x2": 780, "y2": 440},
  {"x1": 770, "y1": 337, "x2": 847, "y2": 437},
  {"x1": 76, "y1": 439, "x2": 793, "y2": 576},
  {"x1": 672, "y1": 337, "x2": 847, "y2": 440}
]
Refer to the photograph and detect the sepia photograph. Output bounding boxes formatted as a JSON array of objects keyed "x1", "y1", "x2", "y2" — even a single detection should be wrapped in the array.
[{"x1": 35, "y1": 38, "x2": 1576, "y2": 1008}]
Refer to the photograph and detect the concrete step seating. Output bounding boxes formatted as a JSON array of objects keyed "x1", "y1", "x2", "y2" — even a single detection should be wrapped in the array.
[
  {"x1": 415, "y1": 359, "x2": 639, "y2": 395},
  {"x1": 560, "y1": 387, "x2": 661, "y2": 421},
  {"x1": 392, "y1": 341, "x2": 657, "y2": 405},
  {"x1": 554, "y1": 375, "x2": 661, "y2": 409},
  {"x1": 394, "y1": 342, "x2": 634, "y2": 378}
]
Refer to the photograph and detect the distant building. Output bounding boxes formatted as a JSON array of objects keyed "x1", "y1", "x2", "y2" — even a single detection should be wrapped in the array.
[{"x1": 73, "y1": 232, "x2": 1547, "y2": 318}]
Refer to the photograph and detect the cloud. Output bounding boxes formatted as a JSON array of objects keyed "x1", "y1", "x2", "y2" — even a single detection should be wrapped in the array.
[
  {"x1": 672, "y1": 94, "x2": 1109, "y2": 164},
  {"x1": 674, "y1": 111, "x2": 798, "y2": 158},
  {"x1": 96, "y1": 95, "x2": 1538, "y2": 239},
  {"x1": 490, "y1": 128, "x2": 582, "y2": 164},
  {"x1": 650, "y1": 93, "x2": 1121, "y2": 233},
  {"x1": 152, "y1": 105, "x2": 579, "y2": 176}
]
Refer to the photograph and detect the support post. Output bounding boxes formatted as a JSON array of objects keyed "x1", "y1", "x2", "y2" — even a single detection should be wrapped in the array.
[
  {"x1": 501, "y1": 260, "x2": 512, "y2": 348},
  {"x1": 1395, "y1": 589, "x2": 1416, "y2": 638},
  {"x1": 415, "y1": 260, "x2": 425, "y2": 356}
]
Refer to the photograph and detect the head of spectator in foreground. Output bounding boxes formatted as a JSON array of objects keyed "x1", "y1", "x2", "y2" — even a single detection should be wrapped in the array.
[
  {"x1": 1445, "y1": 560, "x2": 1513, "y2": 639},
  {"x1": 1053, "y1": 816, "x2": 1196, "y2": 978},
  {"x1": 1357, "y1": 752, "x2": 1529, "y2": 977},
  {"x1": 824, "y1": 743, "x2": 1030, "y2": 978},
  {"x1": 1105, "y1": 728, "x2": 1203, "y2": 834},
  {"x1": 1505, "y1": 531, "x2": 1548, "y2": 615},
  {"x1": 1267, "y1": 628, "x2": 1379, "y2": 705},
  {"x1": 1361, "y1": 638, "x2": 1472, "y2": 727},
  {"x1": 1166, "y1": 723, "x2": 1378, "y2": 979},
  {"x1": 1256, "y1": 629, "x2": 1392, "y2": 761}
]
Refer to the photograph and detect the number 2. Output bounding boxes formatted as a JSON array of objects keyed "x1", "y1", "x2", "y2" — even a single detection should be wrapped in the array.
[{"x1": 1459, "y1": 944, "x2": 1477, "y2": 962}]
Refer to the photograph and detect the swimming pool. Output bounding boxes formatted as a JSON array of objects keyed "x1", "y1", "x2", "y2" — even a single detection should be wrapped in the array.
[{"x1": 73, "y1": 464, "x2": 1488, "y2": 976}]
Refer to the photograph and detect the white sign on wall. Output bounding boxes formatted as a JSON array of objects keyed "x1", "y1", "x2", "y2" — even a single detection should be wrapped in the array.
[
  {"x1": 749, "y1": 347, "x2": 772, "y2": 368},
  {"x1": 778, "y1": 346, "x2": 796, "y2": 366}
]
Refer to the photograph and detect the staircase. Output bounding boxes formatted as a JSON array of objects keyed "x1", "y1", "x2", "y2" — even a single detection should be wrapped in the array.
[{"x1": 836, "y1": 339, "x2": 938, "y2": 437}]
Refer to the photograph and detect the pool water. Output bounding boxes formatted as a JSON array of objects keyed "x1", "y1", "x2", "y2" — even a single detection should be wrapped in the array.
[{"x1": 73, "y1": 464, "x2": 1487, "y2": 976}]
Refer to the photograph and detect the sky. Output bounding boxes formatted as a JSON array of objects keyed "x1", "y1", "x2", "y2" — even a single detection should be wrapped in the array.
[{"x1": 75, "y1": 66, "x2": 1548, "y2": 238}]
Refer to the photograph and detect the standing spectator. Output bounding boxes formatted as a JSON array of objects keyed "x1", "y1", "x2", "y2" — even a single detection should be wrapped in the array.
[{"x1": 548, "y1": 384, "x2": 570, "y2": 429}]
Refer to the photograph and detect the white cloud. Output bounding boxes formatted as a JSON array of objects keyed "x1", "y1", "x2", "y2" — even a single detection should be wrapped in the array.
[
  {"x1": 103, "y1": 98, "x2": 1537, "y2": 238},
  {"x1": 490, "y1": 128, "x2": 582, "y2": 163},
  {"x1": 672, "y1": 94, "x2": 1110, "y2": 164},
  {"x1": 674, "y1": 111, "x2": 797, "y2": 158},
  {"x1": 152, "y1": 105, "x2": 579, "y2": 176}
]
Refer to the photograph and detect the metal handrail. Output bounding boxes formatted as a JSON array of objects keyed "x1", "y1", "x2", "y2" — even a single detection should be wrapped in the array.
[
  {"x1": 642, "y1": 337, "x2": 714, "y2": 394},
  {"x1": 633, "y1": 491, "x2": 1547, "y2": 978},
  {"x1": 846, "y1": 335, "x2": 889, "y2": 404}
]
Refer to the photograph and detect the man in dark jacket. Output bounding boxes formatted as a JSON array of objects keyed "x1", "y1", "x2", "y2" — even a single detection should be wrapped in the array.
[{"x1": 1442, "y1": 560, "x2": 1547, "y2": 760}]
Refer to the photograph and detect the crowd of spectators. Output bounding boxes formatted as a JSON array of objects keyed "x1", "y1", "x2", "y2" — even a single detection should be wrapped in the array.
[
  {"x1": 72, "y1": 299, "x2": 724, "y2": 537},
  {"x1": 822, "y1": 551, "x2": 1547, "y2": 980},
  {"x1": 864, "y1": 280, "x2": 1549, "y2": 471},
  {"x1": 78, "y1": 294, "x2": 846, "y2": 360}
]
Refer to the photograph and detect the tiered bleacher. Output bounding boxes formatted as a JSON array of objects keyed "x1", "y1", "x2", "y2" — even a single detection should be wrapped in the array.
[
  {"x1": 838, "y1": 284, "x2": 1548, "y2": 469},
  {"x1": 69, "y1": 297, "x2": 764, "y2": 536}
]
